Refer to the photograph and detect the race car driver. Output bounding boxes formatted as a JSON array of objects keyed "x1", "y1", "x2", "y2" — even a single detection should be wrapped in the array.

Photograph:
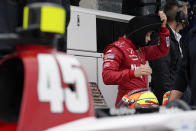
[{"x1": 102, "y1": 11, "x2": 170, "y2": 107}]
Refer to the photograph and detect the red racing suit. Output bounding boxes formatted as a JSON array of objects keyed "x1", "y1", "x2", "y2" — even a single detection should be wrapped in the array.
[{"x1": 102, "y1": 27, "x2": 170, "y2": 106}]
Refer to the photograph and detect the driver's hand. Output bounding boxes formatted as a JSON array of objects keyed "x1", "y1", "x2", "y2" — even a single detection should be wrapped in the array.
[
  {"x1": 158, "y1": 10, "x2": 167, "y2": 28},
  {"x1": 134, "y1": 64, "x2": 152, "y2": 77}
]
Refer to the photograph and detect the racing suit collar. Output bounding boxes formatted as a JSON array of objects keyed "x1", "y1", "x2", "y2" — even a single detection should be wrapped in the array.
[{"x1": 119, "y1": 37, "x2": 137, "y2": 50}]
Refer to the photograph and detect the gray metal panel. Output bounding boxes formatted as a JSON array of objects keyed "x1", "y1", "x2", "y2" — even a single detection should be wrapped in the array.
[
  {"x1": 98, "y1": 0, "x2": 122, "y2": 13},
  {"x1": 79, "y1": 0, "x2": 98, "y2": 10}
]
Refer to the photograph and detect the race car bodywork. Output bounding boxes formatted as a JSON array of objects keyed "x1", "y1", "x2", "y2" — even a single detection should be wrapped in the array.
[{"x1": 0, "y1": 44, "x2": 95, "y2": 131}]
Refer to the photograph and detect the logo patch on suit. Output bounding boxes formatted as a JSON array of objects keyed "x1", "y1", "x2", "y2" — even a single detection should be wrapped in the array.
[
  {"x1": 104, "y1": 53, "x2": 115, "y2": 59},
  {"x1": 166, "y1": 36, "x2": 170, "y2": 47},
  {"x1": 103, "y1": 62, "x2": 111, "y2": 68},
  {"x1": 106, "y1": 49, "x2": 112, "y2": 53},
  {"x1": 127, "y1": 48, "x2": 134, "y2": 55},
  {"x1": 115, "y1": 41, "x2": 125, "y2": 47}
]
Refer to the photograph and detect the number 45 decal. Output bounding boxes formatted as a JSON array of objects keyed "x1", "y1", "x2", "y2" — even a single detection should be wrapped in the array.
[{"x1": 37, "y1": 54, "x2": 89, "y2": 114}]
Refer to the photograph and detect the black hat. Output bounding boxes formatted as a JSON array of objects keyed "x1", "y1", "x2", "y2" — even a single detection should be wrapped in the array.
[{"x1": 125, "y1": 15, "x2": 162, "y2": 47}]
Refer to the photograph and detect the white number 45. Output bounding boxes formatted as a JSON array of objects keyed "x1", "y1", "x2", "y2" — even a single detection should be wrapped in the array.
[{"x1": 37, "y1": 54, "x2": 89, "y2": 114}]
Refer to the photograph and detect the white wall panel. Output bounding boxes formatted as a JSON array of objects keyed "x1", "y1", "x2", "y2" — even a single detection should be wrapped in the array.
[
  {"x1": 67, "y1": 11, "x2": 97, "y2": 51},
  {"x1": 73, "y1": 56, "x2": 97, "y2": 83}
]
